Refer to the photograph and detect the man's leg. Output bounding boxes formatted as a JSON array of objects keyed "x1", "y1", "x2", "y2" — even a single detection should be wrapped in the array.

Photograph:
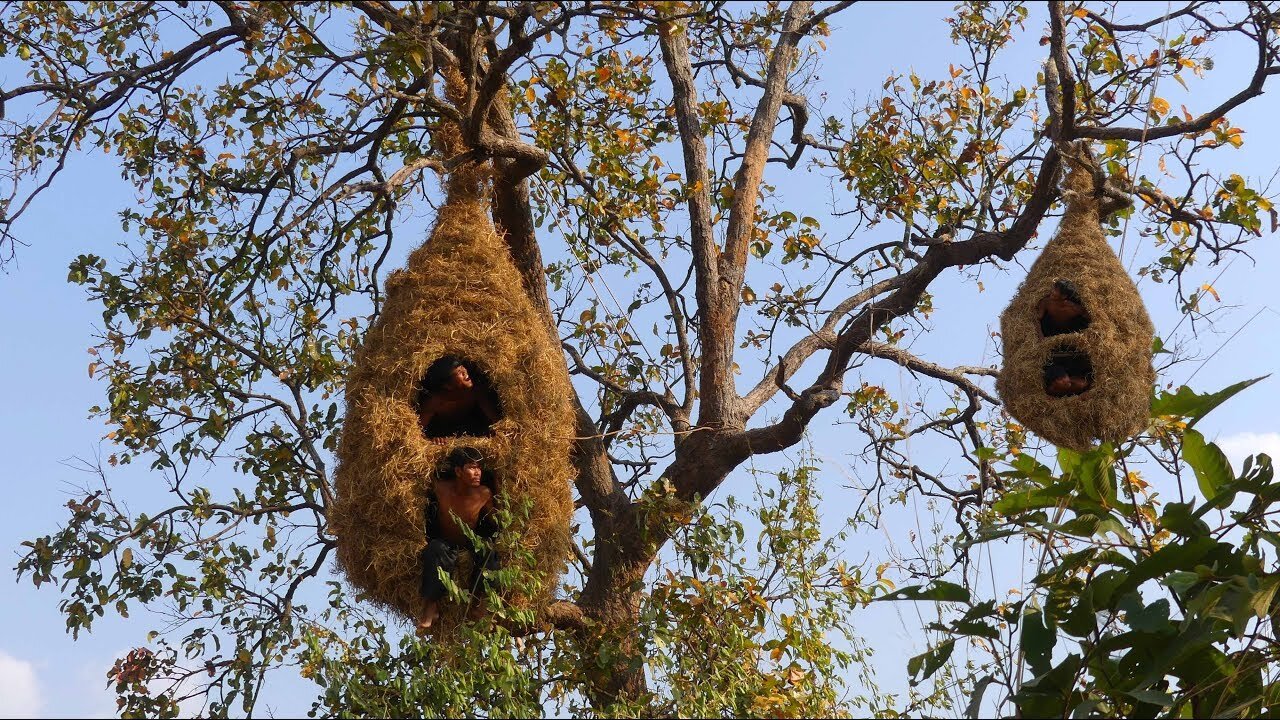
[
  {"x1": 418, "y1": 539, "x2": 459, "y2": 631},
  {"x1": 468, "y1": 547, "x2": 500, "y2": 593},
  {"x1": 461, "y1": 544, "x2": 501, "y2": 622}
]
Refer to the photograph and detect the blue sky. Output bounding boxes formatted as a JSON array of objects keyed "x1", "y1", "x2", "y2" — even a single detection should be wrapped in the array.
[{"x1": 2, "y1": 2, "x2": 1278, "y2": 717}]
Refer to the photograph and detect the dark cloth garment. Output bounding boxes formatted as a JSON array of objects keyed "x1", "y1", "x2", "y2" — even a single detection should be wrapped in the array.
[
  {"x1": 419, "y1": 497, "x2": 500, "y2": 602},
  {"x1": 418, "y1": 538, "x2": 500, "y2": 602}
]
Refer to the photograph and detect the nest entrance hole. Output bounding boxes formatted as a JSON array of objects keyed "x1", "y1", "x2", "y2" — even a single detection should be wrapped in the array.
[
  {"x1": 1039, "y1": 279, "x2": 1091, "y2": 337},
  {"x1": 415, "y1": 355, "x2": 504, "y2": 440},
  {"x1": 1044, "y1": 345, "x2": 1093, "y2": 397}
]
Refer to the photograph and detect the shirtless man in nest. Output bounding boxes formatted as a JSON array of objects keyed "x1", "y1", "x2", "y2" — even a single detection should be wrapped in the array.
[
  {"x1": 417, "y1": 447, "x2": 499, "y2": 632},
  {"x1": 415, "y1": 355, "x2": 502, "y2": 440}
]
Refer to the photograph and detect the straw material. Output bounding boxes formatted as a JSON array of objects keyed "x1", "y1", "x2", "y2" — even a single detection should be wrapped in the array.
[
  {"x1": 329, "y1": 110, "x2": 574, "y2": 625},
  {"x1": 996, "y1": 156, "x2": 1156, "y2": 451}
]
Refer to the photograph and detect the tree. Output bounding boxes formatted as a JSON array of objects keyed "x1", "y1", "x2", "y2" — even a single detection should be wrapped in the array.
[{"x1": 4, "y1": 1, "x2": 1278, "y2": 716}]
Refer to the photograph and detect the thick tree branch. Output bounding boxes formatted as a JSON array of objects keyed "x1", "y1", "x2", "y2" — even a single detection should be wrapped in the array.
[
  {"x1": 657, "y1": 17, "x2": 723, "y2": 423},
  {"x1": 504, "y1": 600, "x2": 589, "y2": 636},
  {"x1": 859, "y1": 341, "x2": 999, "y2": 405},
  {"x1": 1048, "y1": 1, "x2": 1077, "y2": 141},
  {"x1": 712, "y1": 2, "x2": 814, "y2": 426}
]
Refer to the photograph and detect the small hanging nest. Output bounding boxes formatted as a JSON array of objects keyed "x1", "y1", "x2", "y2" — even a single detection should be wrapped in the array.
[
  {"x1": 329, "y1": 109, "x2": 575, "y2": 625},
  {"x1": 996, "y1": 150, "x2": 1156, "y2": 451}
]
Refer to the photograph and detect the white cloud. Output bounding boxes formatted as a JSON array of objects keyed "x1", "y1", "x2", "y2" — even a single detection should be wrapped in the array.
[
  {"x1": 0, "y1": 650, "x2": 43, "y2": 719},
  {"x1": 1215, "y1": 431, "x2": 1280, "y2": 470}
]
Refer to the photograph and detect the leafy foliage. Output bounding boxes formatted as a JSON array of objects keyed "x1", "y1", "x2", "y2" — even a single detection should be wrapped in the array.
[{"x1": 893, "y1": 378, "x2": 1280, "y2": 718}]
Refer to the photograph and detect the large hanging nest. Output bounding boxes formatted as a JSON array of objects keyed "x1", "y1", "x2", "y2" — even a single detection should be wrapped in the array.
[
  {"x1": 329, "y1": 109, "x2": 575, "y2": 626},
  {"x1": 996, "y1": 151, "x2": 1156, "y2": 451}
]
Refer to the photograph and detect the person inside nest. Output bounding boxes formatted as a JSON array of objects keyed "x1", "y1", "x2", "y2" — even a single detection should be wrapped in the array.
[
  {"x1": 1039, "y1": 280, "x2": 1093, "y2": 397},
  {"x1": 415, "y1": 354, "x2": 502, "y2": 440},
  {"x1": 417, "y1": 446, "x2": 500, "y2": 632},
  {"x1": 1039, "y1": 279, "x2": 1090, "y2": 337},
  {"x1": 1044, "y1": 348, "x2": 1093, "y2": 398}
]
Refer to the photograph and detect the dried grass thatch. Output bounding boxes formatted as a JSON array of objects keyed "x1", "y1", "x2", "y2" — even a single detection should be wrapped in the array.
[
  {"x1": 329, "y1": 120, "x2": 575, "y2": 626},
  {"x1": 996, "y1": 155, "x2": 1156, "y2": 451}
]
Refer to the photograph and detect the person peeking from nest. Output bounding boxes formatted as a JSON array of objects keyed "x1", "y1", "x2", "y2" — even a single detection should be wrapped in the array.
[
  {"x1": 415, "y1": 355, "x2": 502, "y2": 442},
  {"x1": 1038, "y1": 279, "x2": 1093, "y2": 398},
  {"x1": 1045, "y1": 364, "x2": 1091, "y2": 397},
  {"x1": 1039, "y1": 279, "x2": 1090, "y2": 337},
  {"x1": 1044, "y1": 347, "x2": 1093, "y2": 398},
  {"x1": 417, "y1": 446, "x2": 500, "y2": 632}
]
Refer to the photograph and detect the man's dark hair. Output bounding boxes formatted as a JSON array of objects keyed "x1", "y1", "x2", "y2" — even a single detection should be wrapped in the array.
[
  {"x1": 1053, "y1": 278, "x2": 1083, "y2": 305},
  {"x1": 419, "y1": 354, "x2": 467, "y2": 400},
  {"x1": 438, "y1": 446, "x2": 485, "y2": 479},
  {"x1": 414, "y1": 354, "x2": 503, "y2": 427}
]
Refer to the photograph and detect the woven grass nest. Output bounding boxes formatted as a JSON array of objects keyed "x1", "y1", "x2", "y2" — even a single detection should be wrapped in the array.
[
  {"x1": 329, "y1": 153, "x2": 575, "y2": 626},
  {"x1": 996, "y1": 155, "x2": 1156, "y2": 451}
]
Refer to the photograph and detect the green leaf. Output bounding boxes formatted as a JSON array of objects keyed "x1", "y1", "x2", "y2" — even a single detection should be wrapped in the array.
[
  {"x1": 64, "y1": 555, "x2": 90, "y2": 580},
  {"x1": 1123, "y1": 537, "x2": 1218, "y2": 596},
  {"x1": 1151, "y1": 376, "x2": 1269, "y2": 427},
  {"x1": 1249, "y1": 576, "x2": 1280, "y2": 619},
  {"x1": 1118, "y1": 592, "x2": 1171, "y2": 633},
  {"x1": 1021, "y1": 607, "x2": 1055, "y2": 678},
  {"x1": 1161, "y1": 502, "x2": 1211, "y2": 537},
  {"x1": 1061, "y1": 444, "x2": 1117, "y2": 506},
  {"x1": 875, "y1": 580, "x2": 969, "y2": 603},
  {"x1": 907, "y1": 639, "x2": 955, "y2": 685},
  {"x1": 1124, "y1": 689, "x2": 1175, "y2": 708},
  {"x1": 1183, "y1": 428, "x2": 1234, "y2": 502},
  {"x1": 993, "y1": 481, "x2": 1073, "y2": 514},
  {"x1": 965, "y1": 675, "x2": 996, "y2": 719},
  {"x1": 930, "y1": 618, "x2": 1001, "y2": 640},
  {"x1": 1164, "y1": 570, "x2": 1202, "y2": 597}
]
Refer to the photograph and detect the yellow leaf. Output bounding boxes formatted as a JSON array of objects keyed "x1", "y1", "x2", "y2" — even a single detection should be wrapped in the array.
[
  {"x1": 1151, "y1": 96, "x2": 1170, "y2": 116},
  {"x1": 1201, "y1": 283, "x2": 1221, "y2": 302},
  {"x1": 770, "y1": 646, "x2": 784, "y2": 662},
  {"x1": 1072, "y1": 8, "x2": 1089, "y2": 18},
  {"x1": 121, "y1": 548, "x2": 133, "y2": 569}
]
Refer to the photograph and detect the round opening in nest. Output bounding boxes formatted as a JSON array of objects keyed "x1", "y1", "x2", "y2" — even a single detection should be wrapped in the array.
[
  {"x1": 1043, "y1": 345, "x2": 1093, "y2": 397},
  {"x1": 1039, "y1": 279, "x2": 1091, "y2": 337},
  {"x1": 414, "y1": 354, "x2": 504, "y2": 440}
]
